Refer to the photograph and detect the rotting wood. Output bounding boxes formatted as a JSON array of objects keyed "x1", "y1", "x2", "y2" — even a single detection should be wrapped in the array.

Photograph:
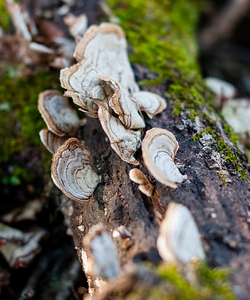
[{"x1": 49, "y1": 2, "x2": 250, "y2": 300}]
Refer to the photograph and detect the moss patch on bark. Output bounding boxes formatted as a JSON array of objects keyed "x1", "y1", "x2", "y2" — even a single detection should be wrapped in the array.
[
  {"x1": 0, "y1": 67, "x2": 59, "y2": 163},
  {"x1": 108, "y1": 0, "x2": 249, "y2": 179}
]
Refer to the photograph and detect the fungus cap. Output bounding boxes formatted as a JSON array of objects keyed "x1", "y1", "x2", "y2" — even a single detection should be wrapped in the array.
[
  {"x1": 132, "y1": 91, "x2": 166, "y2": 119},
  {"x1": 157, "y1": 203, "x2": 205, "y2": 263},
  {"x1": 39, "y1": 128, "x2": 67, "y2": 154},
  {"x1": 38, "y1": 90, "x2": 80, "y2": 136},
  {"x1": 142, "y1": 128, "x2": 186, "y2": 188},
  {"x1": 51, "y1": 138, "x2": 101, "y2": 202},
  {"x1": 129, "y1": 168, "x2": 154, "y2": 197},
  {"x1": 83, "y1": 224, "x2": 120, "y2": 280},
  {"x1": 98, "y1": 106, "x2": 141, "y2": 165}
]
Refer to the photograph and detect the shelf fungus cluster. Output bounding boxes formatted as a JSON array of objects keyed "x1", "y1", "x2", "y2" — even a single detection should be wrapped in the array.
[
  {"x1": 38, "y1": 90, "x2": 100, "y2": 202},
  {"x1": 60, "y1": 23, "x2": 166, "y2": 165},
  {"x1": 38, "y1": 23, "x2": 187, "y2": 204},
  {"x1": 36, "y1": 21, "x2": 202, "y2": 292},
  {"x1": 157, "y1": 203, "x2": 205, "y2": 263}
]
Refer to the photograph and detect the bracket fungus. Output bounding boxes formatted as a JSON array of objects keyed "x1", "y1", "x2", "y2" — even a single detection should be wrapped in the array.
[
  {"x1": 83, "y1": 224, "x2": 120, "y2": 280},
  {"x1": 129, "y1": 168, "x2": 164, "y2": 222},
  {"x1": 0, "y1": 223, "x2": 46, "y2": 268},
  {"x1": 39, "y1": 128, "x2": 67, "y2": 154},
  {"x1": 205, "y1": 77, "x2": 236, "y2": 101},
  {"x1": 5, "y1": 0, "x2": 37, "y2": 42},
  {"x1": 157, "y1": 203, "x2": 205, "y2": 263},
  {"x1": 74, "y1": 23, "x2": 139, "y2": 93},
  {"x1": 99, "y1": 76, "x2": 145, "y2": 129},
  {"x1": 51, "y1": 138, "x2": 101, "y2": 202},
  {"x1": 38, "y1": 90, "x2": 80, "y2": 136},
  {"x1": 60, "y1": 22, "x2": 167, "y2": 164},
  {"x1": 98, "y1": 106, "x2": 141, "y2": 165},
  {"x1": 129, "y1": 169, "x2": 154, "y2": 197},
  {"x1": 131, "y1": 91, "x2": 166, "y2": 119},
  {"x1": 142, "y1": 128, "x2": 187, "y2": 188},
  {"x1": 60, "y1": 59, "x2": 107, "y2": 118},
  {"x1": 38, "y1": 23, "x2": 170, "y2": 205},
  {"x1": 63, "y1": 13, "x2": 88, "y2": 41}
]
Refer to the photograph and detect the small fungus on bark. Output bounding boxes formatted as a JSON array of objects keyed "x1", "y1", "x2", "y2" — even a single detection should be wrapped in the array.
[
  {"x1": 157, "y1": 203, "x2": 205, "y2": 263},
  {"x1": 98, "y1": 106, "x2": 141, "y2": 165},
  {"x1": 83, "y1": 224, "x2": 120, "y2": 280},
  {"x1": 142, "y1": 128, "x2": 187, "y2": 188},
  {"x1": 51, "y1": 138, "x2": 101, "y2": 202},
  {"x1": 129, "y1": 168, "x2": 154, "y2": 197},
  {"x1": 39, "y1": 128, "x2": 67, "y2": 154},
  {"x1": 132, "y1": 91, "x2": 166, "y2": 119},
  {"x1": 38, "y1": 90, "x2": 80, "y2": 137}
]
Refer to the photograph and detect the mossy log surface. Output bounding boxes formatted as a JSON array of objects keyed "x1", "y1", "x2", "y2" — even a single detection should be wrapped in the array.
[{"x1": 55, "y1": 0, "x2": 250, "y2": 299}]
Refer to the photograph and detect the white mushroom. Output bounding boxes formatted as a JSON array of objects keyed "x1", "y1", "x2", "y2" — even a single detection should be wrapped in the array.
[
  {"x1": 39, "y1": 128, "x2": 67, "y2": 154},
  {"x1": 157, "y1": 203, "x2": 205, "y2": 263},
  {"x1": 129, "y1": 169, "x2": 154, "y2": 197},
  {"x1": 131, "y1": 91, "x2": 166, "y2": 119},
  {"x1": 51, "y1": 138, "x2": 101, "y2": 202},
  {"x1": 38, "y1": 90, "x2": 80, "y2": 137},
  {"x1": 98, "y1": 106, "x2": 141, "y2": 165},
  {"x1": 142, "y1": 128, "x2": 186, "y2": 188},
  {"x1": 83, "y1": 224, "x2": 120, "y2": 280}
]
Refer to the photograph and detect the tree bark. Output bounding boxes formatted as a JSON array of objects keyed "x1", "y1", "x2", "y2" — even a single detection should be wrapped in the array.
[{"x1": 56, "y1": 1, "x2": 250, "y2": 299}]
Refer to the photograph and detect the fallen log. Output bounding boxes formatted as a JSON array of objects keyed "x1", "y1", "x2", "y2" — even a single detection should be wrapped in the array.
[{"x1": 47, "y1": 1, "x2": 250, "y2": 299}]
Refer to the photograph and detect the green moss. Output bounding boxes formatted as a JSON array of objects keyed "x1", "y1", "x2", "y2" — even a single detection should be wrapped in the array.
[
  {"x1": 193, "y1": 132, "x2": 202, "y2": 142},
  {"x1": 195, "y1": 125, "x2": 242, "y2": 165},
  {"x1": 0, "y1": 67, "x2": 60, "y2": 163},
  {"x1": 0, "y1": 0, "x2": 11, "y2": 32},
  {"x1": 107, "y1": 0, "x2": 222, "y2": 135},
  {"x1": 191, "y1": 122, "x2": 249, "y2": 181},
  {"x1": 223, "y1": 122, "x2": 240, "y2": 148},
  {"x1": 151, "y1": 262, "x2": 235, "y2": 300},
  {"x1": 124, "y1": 262, "x2": 235, "y2": 300},
  {"x1": 216, "y1": 171, "x2": 227, "y2": 186},
  {"x1": 108, "y1": 0, "x2": 248, "y2": 178},
  {"x1": 139, "y1": 78, "x2": 163, "y2": 87},
  {"x1": 108, "y1": 0, "x2": 209, "y2": 113},
  {"x1": 188, "y1": 108, "x2": 198, "y2": 120}
]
